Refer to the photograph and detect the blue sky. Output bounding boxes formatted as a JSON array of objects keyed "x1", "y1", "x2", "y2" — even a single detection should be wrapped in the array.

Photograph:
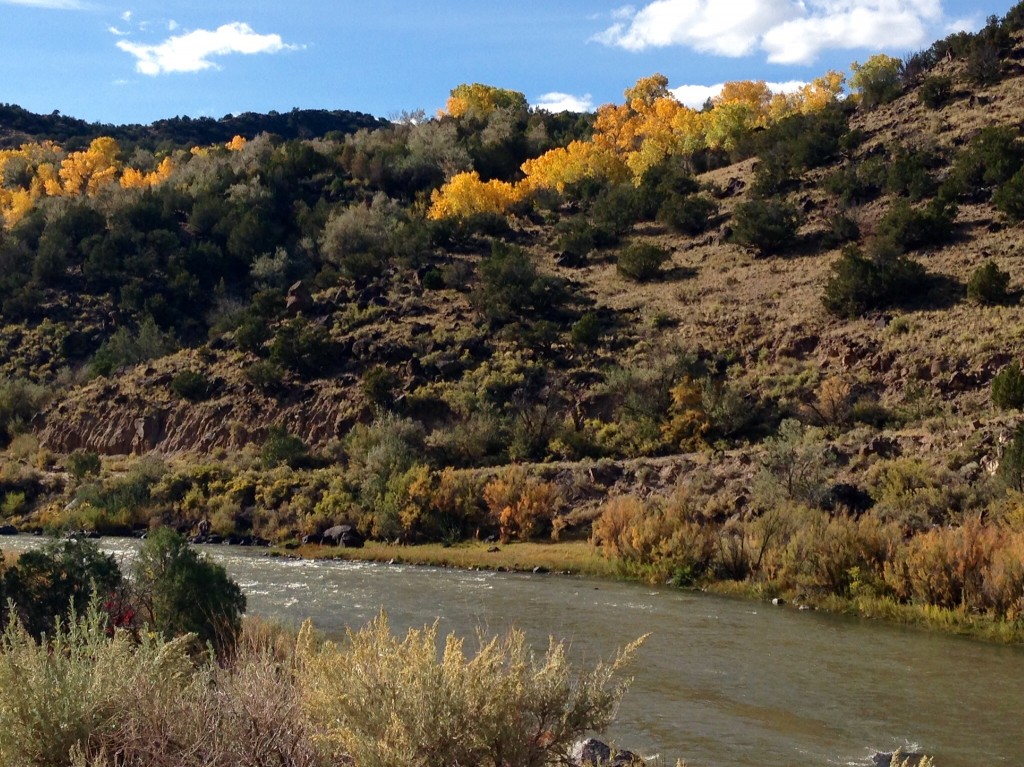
[{"x1": 0, "y1": 1, "x2": 1015, "y2": 125}]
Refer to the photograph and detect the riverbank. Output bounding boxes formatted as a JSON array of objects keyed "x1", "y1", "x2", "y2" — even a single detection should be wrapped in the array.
[{"x1": 289, "y1": 539, "x2": 1024, "y2": 644}]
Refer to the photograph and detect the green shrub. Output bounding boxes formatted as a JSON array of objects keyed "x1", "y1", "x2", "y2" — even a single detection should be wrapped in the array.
[
  {"x1": 89, "y1": 317, "x2": 177, "y2": 378},
  {"x1": 270, "y1": 317, "x2": 336, "y2": 378},
  {"x1": 942, "y1": 126, "x2": 1024, "y2": 201},
  {"x1": 821, "y1": 213, "x2": 861, "y2": 249},
  {"x1": 886, "y1": 146, "x2": 939, "y2": 201},
  {"x1": 918, "y1": 76, "x2": 953, "y2": 109},
  {"x1": 2, "y1": 539, "x2": 124, "y2": 640},
  {"x1": 66, "y1": 450, "x2": 102, "y2": 480},
  {"x1": 361, "y1": 365, "x2": 400, "y2": 407},
  {"x1": 244, "y1": 359, "x2": 286, "y2": 393},
  {"x1": 658, "y1": 194, "x2": 719, "y2": 235},
  {"x1": 616, "y1": 243, "x2": 670, "y2": 281},
  {"x1": 0, "y1": 376, "x2": 49, "y2": 447},
  {"x1": 260, "y1": 426, "x2": 309, "y2": 469},
  {"x1": 874, "y1": 198, "x2": 956, "y2": 254},
  {"x1": 169, "y1": 370, "x2": 212, "y2": 402},
  {"x1": 570, "y1": 312, "x2": 602, "y2": 347},
  {"x1": 730, "y1": 199, "x2": 800, "y2": 256},
  {"x1": 822, "y1": 246, "x2": 929, "y2": 318},
  {"x1": 999, "y1": 423, "x2": 1024, "y2": 492},
  {"x1": 472, "y1": 241, "x2": 565, "y2": 326},
  {"x1": 72, "y1": 457, "x2": 167, "y2": 533},
  {"x1": 967, "y1": 261, "x2": 1012, "y2": 305},
  {"x1": 131, "y1": 527, "x2": 246, "y2": 658},
  {"x1": 993, "y1": 168, "x2": 1024, "y2": 222},
  {"x1": 992, "y1": 362, "x2": 1024, "y2": 410}
]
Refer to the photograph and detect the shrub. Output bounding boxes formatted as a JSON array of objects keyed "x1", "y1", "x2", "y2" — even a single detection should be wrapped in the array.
[
  {"x1": 730, "y1": 199, "x2": 800, "y2": 256},
  {"x1": 132, "y1": 527, "x2": 246, "y2": 658},
  {"x1": 244, "y1": 359, "x2": 286, "y2": 393},
  {"x1": 261, "y1": 426, "x2": 309, "y2": 469},
  {"x1": 591, "y1": 490, "x2": 716, "y2": 585},
  {"x1": 658, "y1": 194, "x2": 719, "y2": 235},
  {"x1": 967, "y1": 261, "x2": 1012, "y2": 305},
  {"x1": 753, "y1": 419, "x2": 834, "y2": 509},
  {"x1": 821, "y1": 213, "x2": 861, "y2": 249},
  {"x1": 992, "y1": 362, "x2": 1024, "y2": 410},
  {"x1": 66, "y1": 449, "x2": 102, "y2": 480},
  {"x1": 482, "y1": 465, "x2": 561, "y2": 542},
  {"x1": 616, "y1": 243, "x2": 670, "y2": 282},
  {"x1": 298, "y1": 611, "x2": 642, "y2": 767},
  {"x1": 998, "y1": 423, "x2": 1024, "y2": 492},
  {"x1": 570, "y1": 311, "x2": 602, "y2": 347},
  {"x1": 822, "y1": 246, "x2": 929, "y2": 318},
  {"x1": 361, "y1": 365, "x2": 400, "y2": 407},
  {"x1": 270, "y1": 317, "x2": 335, "y2": 378},
  {"x1": 993, "y1": 168, "x2": 1024, "y2": 222},
  {"x1": 2, "y1": 539, "x2": 124, "y2": 640},
  {"x1": 169, "y1": 370, "x2": 212, "y2": 402},
  {"x1": 874, "y1": 199, "x2": 956, "y2": 254},
  {"x1": 886, "y1": 146, "x2": 939, "y2": 201},
  {"x1": 942, "y1": 126, "x2": 1024, "y2": 201},
  {"x1": 918, "y1": 76, "x2": 953, "y2": 109},
  {"x1": 867, "y1": 457, "x2": 967, "y2": 531},
  {"x1": 0, "y1": 376, "x2": 50, "y2": 447},
  {"x1": 89, "y1": 317, "x2": 177, "y2": 378},
  {"x1": 472, "y1": 241, "x2": 565, "y2": 326}
]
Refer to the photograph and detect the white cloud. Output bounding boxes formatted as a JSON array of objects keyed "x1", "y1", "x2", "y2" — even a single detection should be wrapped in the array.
[
  {"x1": 167, "y1": 19, "x2": 178, "y2": 31},
  {"x1": 534, "y1": 92, "x2": 595, "y2": 112},
  {"x1": 116, "y1": 22, "x2": 299, "y2": 75},
  {"x1": 670, "y1": 79, "x2": 806, "y2": 108},
  {"x1": 596, "y1": 0, "x2": 946, "y2": 64},
  {"x1": 0, "y1": 0, "x2": 89, "y2": 8},
  {"x1": 120, "y1": 10, "x2": 131, "y2": 21},
  {"x1": 108, "y1": 25, "x2": 127, "y2": 36}
]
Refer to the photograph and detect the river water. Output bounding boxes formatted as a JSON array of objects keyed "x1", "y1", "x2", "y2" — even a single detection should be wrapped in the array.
[{"x1": 3, "y1": 535, "x2": 1022, "y2": 767}]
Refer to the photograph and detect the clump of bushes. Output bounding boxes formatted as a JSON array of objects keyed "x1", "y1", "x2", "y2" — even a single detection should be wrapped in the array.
[
  {"x1": 658, "y1": 194, "x2": 718, "y2": 235},
  {"x1": 66, "y1": 449, "x2": 102, "y2": 480},
  {"x1": 874, "y1": 199, "x2": 956, "y2": 254}
]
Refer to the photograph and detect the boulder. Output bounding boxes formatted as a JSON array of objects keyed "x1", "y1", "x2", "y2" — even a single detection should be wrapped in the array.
[
  {"x1": 286, "y1": 281, "x2": 314, "y2": 315},
  {"x1": 570, "y1": 739, "x2": 643, "y2": 767},
  {"x1": 0, "y1": 524, "x2": 17, "y2": 535},
  {"x1": 872, "y1": 750, "x2": 932, "y2": 767},
  {"x1": 322, "y1": 524, "x2": 365, "y2": 548}
]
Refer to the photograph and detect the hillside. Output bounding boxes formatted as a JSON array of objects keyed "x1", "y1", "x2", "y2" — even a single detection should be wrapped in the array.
[
  {"x1": 0, "y1": 103, "x2": 387, "y2": 151},
  {"x1": 3, "y1": 5, "x2": 1024, "y2": 633}
]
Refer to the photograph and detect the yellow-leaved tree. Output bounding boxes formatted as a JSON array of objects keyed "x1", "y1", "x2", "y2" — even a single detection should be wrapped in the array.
[{"x1": 427, "y1": 170, "x2": 520, "y2": 220}]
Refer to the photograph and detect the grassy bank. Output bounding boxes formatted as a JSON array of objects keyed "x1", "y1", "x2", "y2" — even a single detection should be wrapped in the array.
[{"x1": 289, "y1": 539, "x2": 620, "y2": 578}]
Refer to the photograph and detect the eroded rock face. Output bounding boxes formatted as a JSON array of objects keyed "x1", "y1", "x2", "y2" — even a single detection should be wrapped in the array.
[{"x1": 37, "y1": 378, "x2": 359, "y2": 455}]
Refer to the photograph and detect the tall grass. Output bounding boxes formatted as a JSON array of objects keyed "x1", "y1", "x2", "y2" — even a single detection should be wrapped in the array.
[{"x1": 0, "y1": 607, "x2": 641, "y2": 767}]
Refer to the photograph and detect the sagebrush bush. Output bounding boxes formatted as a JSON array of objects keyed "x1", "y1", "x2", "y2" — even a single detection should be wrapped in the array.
[
  {"x1": 993, "y1": 168, "x2": 1024, "y2": 222},
  {"x1": 297, "y1": 612, "x2": 643, "y2": 767},
  {"x1": 0, "y1": 376, "x2": 50, "y2": 447}
]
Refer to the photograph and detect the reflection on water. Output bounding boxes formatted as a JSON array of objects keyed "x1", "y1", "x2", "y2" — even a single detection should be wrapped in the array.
[{"x1": 2, "y1": 535, "x2": 1022, "y2": 767}]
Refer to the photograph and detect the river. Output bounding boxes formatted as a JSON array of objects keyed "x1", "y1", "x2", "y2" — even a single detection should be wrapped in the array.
[{"x1": 2, "y1": 535, "x2": 1022, "y2": 767}]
